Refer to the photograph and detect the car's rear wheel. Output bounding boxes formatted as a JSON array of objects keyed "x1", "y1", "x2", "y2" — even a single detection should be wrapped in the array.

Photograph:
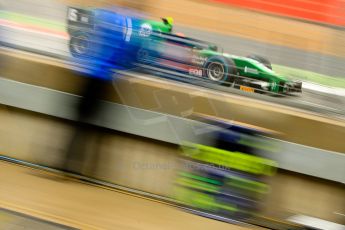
[
  {"x1": 69, "y1": 32, "x2": 89, "y2": 57},
  {"x1": 137, "y1": 48, "x2": 150, "y2": 62}
]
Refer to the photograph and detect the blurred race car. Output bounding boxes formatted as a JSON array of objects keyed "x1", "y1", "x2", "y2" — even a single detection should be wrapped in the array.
[
  {"x1": 194, "y1": 50, "x2": 302, "y2": 94},
  {"x1": 66, "y1": 7, "x2": 174, "y2": 57},
  {"x1": 139, "y1": 34, "x2": 302, "y2": 95},
  {"x1": 66, "y1": 7, "x2": 301, "y2": 95}
]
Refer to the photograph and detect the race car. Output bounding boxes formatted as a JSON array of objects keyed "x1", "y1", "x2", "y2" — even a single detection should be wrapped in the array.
[
  {"x1": 66, "y1": 7, "x2": 301, "y2": 95},
  {"x1": 188, "y1": 49, "x2": 303, "y2": 95},
  {"x1": 139, "y1": 34, "x2": 302, "y2": 95},
  {"x1": 66, "y1": 7, "x2": 174, "y2": 57}
]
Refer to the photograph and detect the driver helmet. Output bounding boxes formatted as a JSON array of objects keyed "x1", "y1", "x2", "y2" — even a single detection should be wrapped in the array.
[{"x1": 162, "y1": 17, "x2": 174, "y2": 32}]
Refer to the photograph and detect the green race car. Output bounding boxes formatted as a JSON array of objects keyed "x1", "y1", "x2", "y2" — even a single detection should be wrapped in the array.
[
  {"x1": 66, "y1": 7, "x2": 301, "y2": 95},
  {"x1": 139, "y1": 33, "x2": 302, "y2": 95}
]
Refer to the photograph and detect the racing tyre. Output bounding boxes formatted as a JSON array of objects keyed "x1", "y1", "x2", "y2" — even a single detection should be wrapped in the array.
[
  {"x1": 247, "y1": 55, "x2": 272, "y2": 70},
  {"x1": 137, "y1": 48, "x2": 150, "y2": 63},
  {"x1": 69, "y1": 31, "x2": 90, "y2": 57},
  {"x1": 204, "y1": 56, "x2": 236, "y2": 86}
]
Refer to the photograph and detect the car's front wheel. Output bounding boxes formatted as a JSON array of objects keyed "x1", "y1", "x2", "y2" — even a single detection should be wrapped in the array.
[{"x1": 206, "y1": 62, "x2": 225, "y2": 81}]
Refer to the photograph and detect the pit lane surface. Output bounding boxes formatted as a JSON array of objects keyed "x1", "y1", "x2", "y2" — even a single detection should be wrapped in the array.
[
  {"x1": 1, "y1": 0, "x2": 345, "y2": 118},
  {"x1": 0, "y1": 160, "x2": 259, "y2": 230}
]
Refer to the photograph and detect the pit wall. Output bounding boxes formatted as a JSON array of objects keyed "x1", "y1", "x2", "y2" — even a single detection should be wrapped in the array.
[
  {"x1": 2, "y1": 50, "x2": 345, "y2": 153},
  {"x1": 0, "y1": 105, "x2": 344, "y2": 224},
  {"x1": 1, "y1": 49, "x2": 345, "y2": 224}
]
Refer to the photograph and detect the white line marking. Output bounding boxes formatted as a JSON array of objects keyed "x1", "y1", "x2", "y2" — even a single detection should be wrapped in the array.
[
  {"x1": 0, "y1": 23, "x2": 68, "y2": 40},
  {"x1": 303, "y1": 81, "x2": 345, "y2": 97},
  {"x1": 301, "y1": 100, "x2": 341, "y2": 112},
  {"x1": 334, "y1": 212, "x2": 345, "y2": 217},
  {"x1": 287, "y1": 215, "x2": 345, "y2": 230}
]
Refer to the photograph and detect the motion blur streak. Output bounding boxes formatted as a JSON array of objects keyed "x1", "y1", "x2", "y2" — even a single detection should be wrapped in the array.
[
  {"x1": 173, "y1": 114, "x2": 277, "y2": 222},
  {"x1": 211, "y1": 0, "x2": 345, "y2": 26},
  {"x1": 0, "y1": 0, "x2": 345, "y2": 230}
]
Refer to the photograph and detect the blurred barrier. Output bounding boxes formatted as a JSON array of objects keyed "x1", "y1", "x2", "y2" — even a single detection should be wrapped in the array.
[
  {"x1": 0, "y1": 67, "x2": 345, "y2": 183},
  {"x1": 0, "y1": 100, "x2": 344, "y2": 224},
  {"x1": 210, "y1": 0, "x2": 345, "y2": 27},
  {"x1": 173, "y1": 117, "x2": 277, "y2": 221},
  {"x1": 1, "y1": 49, "x2": 345, "y2": 153}
]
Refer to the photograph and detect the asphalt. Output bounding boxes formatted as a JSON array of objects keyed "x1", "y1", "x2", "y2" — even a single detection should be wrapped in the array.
[
  {"x1": 0, "y1": 208, "x2": 75, "y2": 230},
  {"x1": 0, "y1": 160, "x2": 256, "y2": 230}
]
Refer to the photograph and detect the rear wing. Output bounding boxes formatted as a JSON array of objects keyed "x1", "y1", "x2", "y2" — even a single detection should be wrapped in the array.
[{"x1": 66, "y1": 7, "x2": 95, "y2": 34}]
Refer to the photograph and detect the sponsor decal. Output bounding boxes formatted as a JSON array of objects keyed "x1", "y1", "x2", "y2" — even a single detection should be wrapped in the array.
[
  {"x1": 125, "y1": 18, "x2": 132, "y2": 42},
  {"x1": 189, "y1": 68, "x2": 203, "y2": 77},
  {"x1": 240, "y1": 85, "x2": 255, "y2": 93},
  {"x1": 191, "y1": 55, "x2": 207, "y2": 65},
  {"x1": 139, "y1": 23, "x2": 152, "y2": 37},
  {"x1": 244, "y1": 66, "x2": 259, "y2": 74}
]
